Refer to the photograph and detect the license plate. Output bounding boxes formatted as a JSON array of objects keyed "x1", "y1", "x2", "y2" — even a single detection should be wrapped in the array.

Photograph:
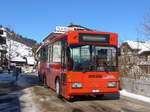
[{"x1": 92, "y1": 90, "x2": 100, "y2": 93}]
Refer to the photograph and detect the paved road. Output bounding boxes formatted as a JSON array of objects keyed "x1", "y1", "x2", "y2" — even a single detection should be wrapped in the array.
[
  {"x1": 29, "y1": 86, "x2": 150, "y2": 112},
  {"x1": 24, "y1": 74, "x2": 150, "y2": 112},
  {"x1": 0, "y1": 73, "x2": 150, "y2": 112}
]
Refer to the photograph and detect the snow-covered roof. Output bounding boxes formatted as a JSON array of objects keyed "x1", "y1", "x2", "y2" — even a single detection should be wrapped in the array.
[
  {"x1": 125, "y1": 40, "x2": 150, "y2": 54},
  {"x1": 0, "y1": 27, "x2": 6, "y2": 31},
  {"x1": 26, "y1": 57, "x2": 36, "y2": 65},
  {"x1": 11, "y1": 57, "x2": 26, "y2": 62}
]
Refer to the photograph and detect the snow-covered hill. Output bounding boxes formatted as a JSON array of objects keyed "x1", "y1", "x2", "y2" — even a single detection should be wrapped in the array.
[{"x1": 6, "y1": 38, "x2": 33, "y2": 61}]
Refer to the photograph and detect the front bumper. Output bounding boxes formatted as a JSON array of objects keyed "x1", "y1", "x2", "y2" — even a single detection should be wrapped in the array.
[{"x1": 67, "y1": 82, "x2": 119, "y2": 96}]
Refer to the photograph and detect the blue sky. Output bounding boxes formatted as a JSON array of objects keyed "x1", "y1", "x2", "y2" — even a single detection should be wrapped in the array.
[{"x1": 0, "y1": 0, "x2": 150, "y2": 43}]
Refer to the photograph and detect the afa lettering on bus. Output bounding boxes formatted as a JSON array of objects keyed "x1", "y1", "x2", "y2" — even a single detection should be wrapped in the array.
[{"x1": 88, "y1": 75, "x2": 102, "y2": 78}]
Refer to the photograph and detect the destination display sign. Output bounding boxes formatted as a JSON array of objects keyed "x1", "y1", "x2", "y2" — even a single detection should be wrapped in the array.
[{"x1": 79, "y1": 33, "x2": 110, "y2": 43}]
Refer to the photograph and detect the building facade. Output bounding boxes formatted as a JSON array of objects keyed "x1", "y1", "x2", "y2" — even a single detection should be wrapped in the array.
[
  {"x1": 0, "y1": 27, "x2": 7, "y2": 71},
  {"x1": 119, "y1": 41, "x2": 150, "y2": 79},
  {"x1": 43, "y1": 24, "x2": 93, "y2": 42}
]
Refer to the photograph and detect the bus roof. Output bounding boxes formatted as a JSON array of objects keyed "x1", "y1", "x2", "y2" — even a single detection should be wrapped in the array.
[{"x1": 47, "y1": 30, "x2": 118, "y2": 43}]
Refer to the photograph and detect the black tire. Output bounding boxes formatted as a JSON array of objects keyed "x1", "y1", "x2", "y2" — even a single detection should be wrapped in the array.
[{"x1": 55, "y1": 79, "x2": 61, "y2": 98}]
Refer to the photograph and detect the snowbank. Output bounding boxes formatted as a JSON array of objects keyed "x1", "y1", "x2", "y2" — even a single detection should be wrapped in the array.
[{"x1": 120, "y1": 89, "x2": 150, "y2": 103}]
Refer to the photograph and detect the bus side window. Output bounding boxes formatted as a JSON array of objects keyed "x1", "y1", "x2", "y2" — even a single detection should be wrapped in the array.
[
  {"x1": 40, "y1": 47, "x2": 44, "y2": 62},
  {"x1": 52, "y1": 41, "x2": 61, "y2": 63},
  {"x1": 40, "y1": 46, "x2": 48, "y2": 63},
  {"x1": 61, "y1": 38, "x2": 67, "y2": 69},
  {"x1": 48, "y1": 46, "x2": 50, "y2": 63},
  {"x1": 43, "y1": 46, "x2": 48, "y2": 62},
  {"x1": 48, "y1": 45, "x2": 53, "y2": 63}
]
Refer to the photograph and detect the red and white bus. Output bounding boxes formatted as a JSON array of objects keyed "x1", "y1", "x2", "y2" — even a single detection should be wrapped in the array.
[{"x1": 37, "y1": 30, "x2": 119, "y2": 100}]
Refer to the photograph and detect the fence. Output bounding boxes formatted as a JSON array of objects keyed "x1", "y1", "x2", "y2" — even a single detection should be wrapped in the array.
[{"x1": 120, "y1": 77, "x2": 150, "y2": 97}]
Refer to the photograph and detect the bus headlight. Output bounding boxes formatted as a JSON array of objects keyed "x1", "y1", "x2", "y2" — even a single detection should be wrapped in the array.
[
  {"x1": 108, "y1": 82, "x2": 116, "y2": 88},
  {"x1": 72, "y1": 83, "x2": 82, "y2": 88}
]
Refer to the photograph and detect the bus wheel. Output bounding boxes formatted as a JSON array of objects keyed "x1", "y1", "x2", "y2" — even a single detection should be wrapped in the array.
[{"x1": 55, "y1": 79, "x2": 61, "y2": 98}]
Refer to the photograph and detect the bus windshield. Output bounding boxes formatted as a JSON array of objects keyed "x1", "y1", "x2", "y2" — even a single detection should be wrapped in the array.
[{"x1": 69, "y1": 44, "x2": 117, "y2": 72}]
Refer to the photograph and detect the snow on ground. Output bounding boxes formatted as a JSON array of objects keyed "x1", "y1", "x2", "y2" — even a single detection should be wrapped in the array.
[
  {"x1": 0, "y1": 73, "x2": 15, "y2": 83},
  {"x1": 16, "y1": 73, "x2": 34, "y2": 88},
  {"x1": 1, "y1": 73, "x2": 150, "y2": 112},
  {"x1": 0, "y1": 73, "x2": 37, "y2": 112},
  {"x1": 1, "y1": 73, "x2": 150, "y2": 105},
  {"x1": 120, "y1": 89, "x2": 150, "y2": 103},
  {"x1": 0, "y1": 73, "x2": 20, "y2": 112},
  {"x1": 16, "y1": 73, "x2": 39, "y2": 112},
  {"x1": 19, "y1": 86, "x2": 36, "y2": 112}
]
